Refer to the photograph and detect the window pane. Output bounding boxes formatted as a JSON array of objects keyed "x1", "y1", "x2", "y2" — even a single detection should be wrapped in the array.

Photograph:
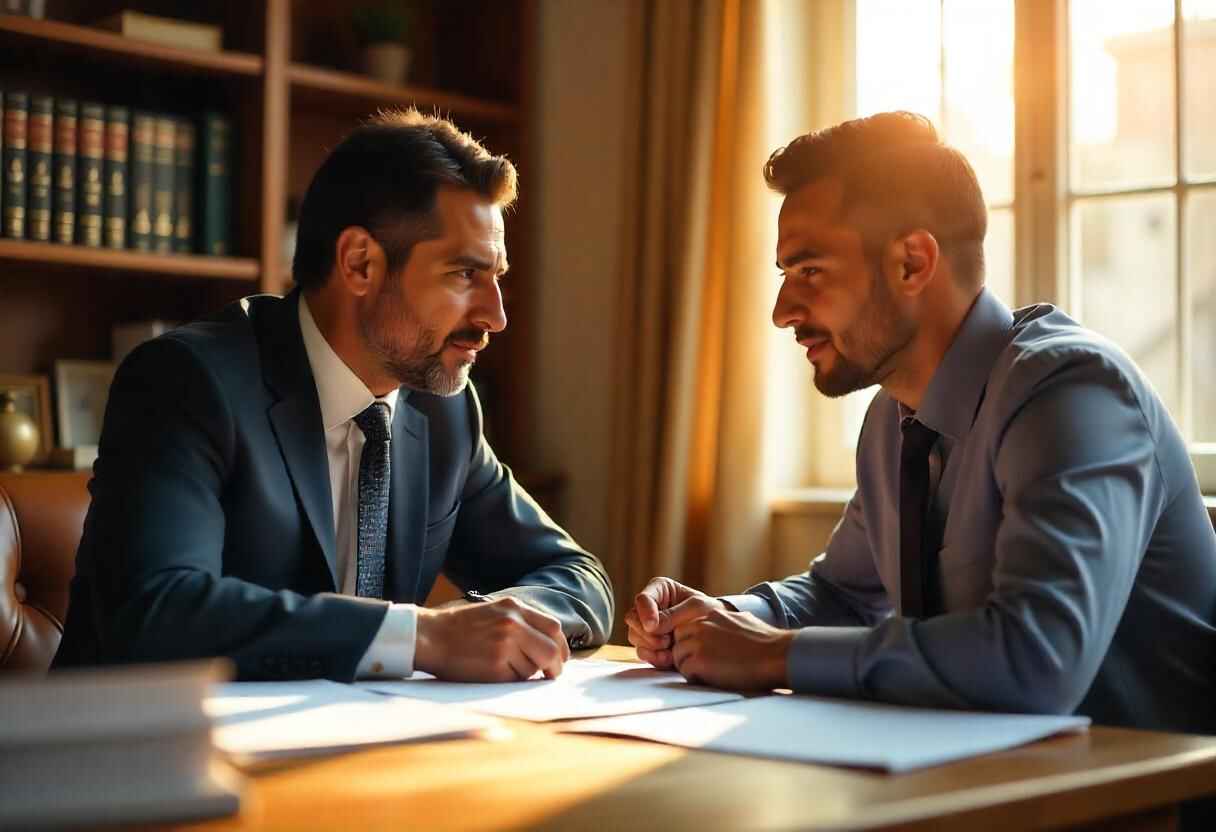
[
  {"x1": 943, "y1": 0, "x2": 1014, "y2": 204},
  {"x1": 856, "y1": 0, "x2": 941, "y2": 123},
  {"x1": 985, "y1": 208, "x2": 1014, "y2": 306},
  {"x1": 1070, "y1": 0, "x2": 1176, "y2": 191},
  {"x1": 1189, "y1": 191, "x2": 1216, "y2": 441},
  {"x1": 1075, "y1": 195, "x2": 1179, "y2": 416},
  {"x1": 1184, "y1": 0, "x2": 1216, "y2": 180}
]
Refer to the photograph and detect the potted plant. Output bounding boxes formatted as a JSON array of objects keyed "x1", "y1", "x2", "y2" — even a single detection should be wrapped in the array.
[{"x1": 352, "y1": 3, "x2": 414, "y2": 86}]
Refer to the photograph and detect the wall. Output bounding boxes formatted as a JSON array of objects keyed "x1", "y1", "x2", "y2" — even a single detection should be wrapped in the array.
[{"x1": 528, "y1": 1, "x2": 634, "y2": 557}]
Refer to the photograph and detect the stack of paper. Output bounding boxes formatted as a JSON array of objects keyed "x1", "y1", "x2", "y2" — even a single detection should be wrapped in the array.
[
  {"x1": 206, "y1": 679, "x2": 497, "y2": 766},
  {"x1": 563, "y1": 691, "x2": 1091, "y2": 772},
  {"x1": 0, "y1": 661, "x2": 242, "y2": 830},
  {"x1": 359, "y1": 658, "x2": 745, "y2": 721}
]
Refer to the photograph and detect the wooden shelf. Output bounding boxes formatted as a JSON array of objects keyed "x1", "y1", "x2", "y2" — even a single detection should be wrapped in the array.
[
  {"x1": 288, "y1": 63, "x2": 519, "y2": 124},
  {"x1": 0, "y1": 14, "x2": 263, "y2": 77},
  {"x1": 0, "y1": 240, "x2": 259, "y2": 282}
]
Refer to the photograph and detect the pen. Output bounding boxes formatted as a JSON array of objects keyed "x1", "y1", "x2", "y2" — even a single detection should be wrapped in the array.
[{"x1": 464, "y1": 589, "x2": 493, "y2": 603}]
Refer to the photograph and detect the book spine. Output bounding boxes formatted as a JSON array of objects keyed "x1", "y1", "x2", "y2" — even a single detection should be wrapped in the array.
[
  {"x1": 103, "y1": 106, "x2": 129, "y2": 250},
  {"x1": 75, "y1": 102, "x2": 104, "y2": 248},
  {"x1": 128, "y1": 111, "x2": 154, "y2": 251},
  {"x1": 152, "y1": 115, "x2": 175, "y2": 253},
  {"x1": 52, "y1": 97, "x2": 77, "y2": 244},
  {"x1": 199, "y1": 112, "x2": 231, "y2": 257},
  {"x1": 173, "y1": 118, "x2": 195, "y2": 254},
  {"x1": 27, "y1": 95, "x2": 52, "y2": 242},
  {"x1": 2, "y1": 90, "x2": 28, "y2": 239}
]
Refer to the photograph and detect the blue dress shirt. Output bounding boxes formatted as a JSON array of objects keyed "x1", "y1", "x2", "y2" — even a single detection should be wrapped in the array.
[{"x1": 729, "y1": 289, "x2": 1216, "y2": 733}]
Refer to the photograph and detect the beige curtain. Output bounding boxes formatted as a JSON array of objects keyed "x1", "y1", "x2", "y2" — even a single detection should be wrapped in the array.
[{"x1": 606, "y1": 0, "x2": 811, "y2": 635}]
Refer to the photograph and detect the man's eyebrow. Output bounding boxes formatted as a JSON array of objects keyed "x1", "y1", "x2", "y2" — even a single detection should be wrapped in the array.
[
  {"x1": 775, "y1": 249, "x2": 822, "y2": 270},
  {"x1": 449, "y1": 254, "x2": 500, "y2": 272}
]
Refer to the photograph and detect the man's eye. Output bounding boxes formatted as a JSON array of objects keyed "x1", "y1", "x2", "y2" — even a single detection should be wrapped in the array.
[{"x1": 451, "y1": 269, "x2": 475, "y2": 280}]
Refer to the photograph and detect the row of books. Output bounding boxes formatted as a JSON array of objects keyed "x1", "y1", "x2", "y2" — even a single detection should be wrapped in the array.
[{"x1": 0, "y1": 91, "x2": 232, "y2": 256}]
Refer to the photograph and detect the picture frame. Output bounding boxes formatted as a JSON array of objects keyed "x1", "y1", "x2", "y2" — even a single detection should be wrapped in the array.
[
  {"x1": 0, "y1": 373, "x2": 53, "y2": 461},
  {"x1": 53, "y1": 360, "x2": 116, "y2": 449}
]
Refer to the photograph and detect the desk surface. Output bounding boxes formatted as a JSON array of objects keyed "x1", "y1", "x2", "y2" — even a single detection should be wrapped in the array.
[{"x1": 172, "y1": 646, "x2": 1216, "y2": 832}]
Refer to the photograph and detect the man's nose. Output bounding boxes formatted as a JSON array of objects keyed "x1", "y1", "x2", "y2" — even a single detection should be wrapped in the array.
[
  {"x1": 472, "y1": 280, "x2": 508, "y2": 334},
  {"x1": 772, "y1": 279, "x2": 805, "y2": 330}
]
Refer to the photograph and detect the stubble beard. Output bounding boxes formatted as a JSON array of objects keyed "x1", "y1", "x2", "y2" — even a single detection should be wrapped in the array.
[
  {"x1": 360, "y1": 294, "x2": 473, "y2": 398},
  {"x1": 811, "y1": 267, "x2": 914, "y2": 398}
]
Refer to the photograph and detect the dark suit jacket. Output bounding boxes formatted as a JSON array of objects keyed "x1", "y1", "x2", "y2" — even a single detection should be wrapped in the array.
[{"x1": 53, "y1": 291, "x2": 614, "y2": 680}]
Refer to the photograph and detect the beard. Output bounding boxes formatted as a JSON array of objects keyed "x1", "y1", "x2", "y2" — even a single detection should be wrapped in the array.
[
  {"x1": 359, "y1": 285, "x2": 484, "y2": 398},
  {"x1": 803, "y1": 266, "x2": 914, "y2": 398}
]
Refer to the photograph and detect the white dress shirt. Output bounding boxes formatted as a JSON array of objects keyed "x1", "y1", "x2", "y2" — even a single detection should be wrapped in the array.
[{"x1": 299, "y1": 296, "x2": 417, "y2": 678}]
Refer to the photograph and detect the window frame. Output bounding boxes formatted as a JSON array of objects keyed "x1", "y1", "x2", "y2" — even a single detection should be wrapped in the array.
[
  {"x1": 795, "y1": 0, "x2": 1216, "y2": 495},
  {"x1": 1019, "y1": 0, "x2": 1216, "y2": 490}
]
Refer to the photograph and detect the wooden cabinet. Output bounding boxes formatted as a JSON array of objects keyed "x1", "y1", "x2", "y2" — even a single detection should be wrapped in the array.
[{"x1": 0, "y1": 0, "x2": 537, "y2": 470}]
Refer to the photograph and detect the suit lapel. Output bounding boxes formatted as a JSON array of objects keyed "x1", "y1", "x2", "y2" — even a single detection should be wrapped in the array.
[
  {"x1": 256, "y1": 291, "x2": 339, "y2": 589},
  {"x1": 386, "y1": 391, "x2": 429, "y2": 602}
]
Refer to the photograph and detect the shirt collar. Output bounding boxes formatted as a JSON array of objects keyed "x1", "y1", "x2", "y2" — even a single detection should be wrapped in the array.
[
  {"x1": 298, "y1": 294, "x2": 399, "y2": 433},
  {"x1": 907, "y1": 287, "x2": 1015, "y2": 440}
]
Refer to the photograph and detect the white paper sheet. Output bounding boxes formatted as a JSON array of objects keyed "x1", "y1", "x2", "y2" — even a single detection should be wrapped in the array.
[
  {"x1": 206, "y1": 679, "x2": 495, "y2": 763},
  {"x1": 358, "y1": 658, "x2": 745, "y2": 721},
  {"x1": 562, "y1": 692, "x2": 1090, "y2": 772}
]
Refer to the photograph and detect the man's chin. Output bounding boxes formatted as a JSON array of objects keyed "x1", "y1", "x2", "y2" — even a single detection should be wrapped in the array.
[
  {"x1": 429, "y1": 362, "x2": 472, "y2": 398},
  {"x1": 812, "y1": 365, "x2": 870, "y2": 399},
  {"x1": 393, "y1": 359, "x2": 470, "y2": 398}
]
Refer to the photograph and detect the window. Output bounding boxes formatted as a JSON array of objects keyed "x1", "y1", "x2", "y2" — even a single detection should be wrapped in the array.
[
  {"x1": 789, "y1": 0, "x2": 1216, "y2": 493},
  {"x1": 1066, "y1": 0, "x2": 1216, "y2": 451}
]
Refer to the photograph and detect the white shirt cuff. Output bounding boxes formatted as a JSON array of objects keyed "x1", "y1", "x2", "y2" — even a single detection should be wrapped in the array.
[
  {"x1": 355, "y1": 603, "x2": 417, "y2": 679},
  {"x1": 720, "y1": 593, "x2": 780, "y2": 625}
]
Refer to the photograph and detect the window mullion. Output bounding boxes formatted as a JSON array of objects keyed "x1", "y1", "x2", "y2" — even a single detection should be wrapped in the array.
[
  {"x1": 1175, "y1": 0, "x2": 1191, "y2": 440},
  {"x1": 1013, "y1": 0, "x2": 1067, "y2": 309}
]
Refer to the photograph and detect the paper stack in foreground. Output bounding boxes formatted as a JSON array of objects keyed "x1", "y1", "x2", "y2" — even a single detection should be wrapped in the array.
[{"x1": 0, "y1": 660, "x2": 243, "y2": 830}]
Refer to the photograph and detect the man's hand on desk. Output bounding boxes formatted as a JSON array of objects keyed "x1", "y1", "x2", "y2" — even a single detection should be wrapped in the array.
[
  {"x1": 671, "y1": 609, "x2": 793, "y2": 691},
  {"x1": 625, "y1": 577, "x2": 726, "y2": 669},
  {"x1": 414, "y1": 596, "x2": 571, "y2": 682}
]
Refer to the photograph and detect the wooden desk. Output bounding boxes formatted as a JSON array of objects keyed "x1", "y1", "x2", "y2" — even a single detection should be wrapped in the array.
[{"x1": 171, "y1": 647, "x2": 1216, "y2": 832}]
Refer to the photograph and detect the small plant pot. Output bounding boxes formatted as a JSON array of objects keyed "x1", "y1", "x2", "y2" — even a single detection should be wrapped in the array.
[{"x1": 362, "y1": 43, "x2": 412, "y2": 85}]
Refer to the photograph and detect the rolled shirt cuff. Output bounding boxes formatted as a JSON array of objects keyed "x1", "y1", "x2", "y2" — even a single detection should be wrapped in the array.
[
  {"x1": 720, "y1": 593, "x2": 780, "y2": 625},
  {"x1": 356, "y1": 603, "x2": 417, "y2": 679},
  {"x1": 787, "y1": 626, "x2": 869, "y2": 698}
]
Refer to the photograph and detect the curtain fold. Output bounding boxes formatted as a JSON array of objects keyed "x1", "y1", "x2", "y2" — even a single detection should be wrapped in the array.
[{"x1": 606, "y1": 0, "x2": 812, "y2": 635}]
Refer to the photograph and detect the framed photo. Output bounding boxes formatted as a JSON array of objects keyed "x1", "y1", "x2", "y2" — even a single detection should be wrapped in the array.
[
  {"x1": 54, "y1": 360, "x2": 116, "y2": 449},
  {"x1": 0, "y1": 373, "x2": 53, "y2": 461}
]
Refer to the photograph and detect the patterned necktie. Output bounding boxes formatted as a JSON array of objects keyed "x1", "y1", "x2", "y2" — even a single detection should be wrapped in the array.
[
  {"x1": 899, "y1": 417, "x2": 939, "y2": 619},
  {"x1": 353, "y1": 402, "x2": 391, "y2": 599}
]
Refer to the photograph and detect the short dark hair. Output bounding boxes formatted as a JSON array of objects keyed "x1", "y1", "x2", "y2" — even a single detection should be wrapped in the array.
[
  {"x1": 764, "y1": 111, "x2": 987, "y2": 284},
  {"x1": 292, "y1": 108, "x2": 518, "y2": 291}
]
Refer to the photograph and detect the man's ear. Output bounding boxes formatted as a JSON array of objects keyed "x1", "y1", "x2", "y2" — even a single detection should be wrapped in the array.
[
  {"x1": 333, "y1": 227, "x2": 385, "y2": 297},
  {"x1": 894, "y1": 229, "x2": 940, "y2": 296}
]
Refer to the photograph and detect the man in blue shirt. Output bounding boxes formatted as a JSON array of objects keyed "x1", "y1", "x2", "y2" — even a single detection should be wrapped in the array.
[{"x1": 627, "y1": 112, "x2": 1216, "y2": 737}]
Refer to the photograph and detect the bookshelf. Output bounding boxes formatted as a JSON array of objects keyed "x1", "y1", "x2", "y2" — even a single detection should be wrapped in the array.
[
  {"x1": 0, "y1": 1, "x2": 541, "y2": 485},
  {"x1": 0, "y1": 238, "x2": 258, "y2": 279}
]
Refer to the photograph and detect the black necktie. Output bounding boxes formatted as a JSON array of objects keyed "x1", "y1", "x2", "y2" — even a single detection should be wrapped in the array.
[
  {"x1": 899, "y1": 417, "x2": 939, "y2": 619},
  {"x1": 353, "y1": 402, "x2": 391, "y2": 599}
]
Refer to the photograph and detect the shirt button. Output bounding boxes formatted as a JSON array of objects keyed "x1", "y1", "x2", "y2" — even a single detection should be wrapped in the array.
[{"x1": 371, "y1": 661, "x2": 384, "y2": 673}]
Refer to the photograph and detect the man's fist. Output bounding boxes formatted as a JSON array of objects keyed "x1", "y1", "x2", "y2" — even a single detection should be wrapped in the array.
[
  {"x1": 625, "y1": 576, "x2": 725, "y2": 669},
  {"x1": 415, "y1": 595, "x2": 570, "y2": 681},
  {"x1": 672, "y1": 608, "x2": 793, "y2": 690}
]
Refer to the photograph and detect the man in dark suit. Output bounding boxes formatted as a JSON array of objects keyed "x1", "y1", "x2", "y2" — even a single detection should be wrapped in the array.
[{"x1": 54, "y1": 109, "x2": 613, "y2": 682}]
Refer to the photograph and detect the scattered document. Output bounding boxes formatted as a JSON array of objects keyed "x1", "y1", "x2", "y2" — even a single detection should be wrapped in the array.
[
  {"x1": 359, "y1": 658, "x2": 745, "y2": 721},
  {"x1": 563, "y1": 692, "x2": 1090, "y2": 772},
  {"x1": 206, "y1": 679, "x2": 495, "y2": 765}
]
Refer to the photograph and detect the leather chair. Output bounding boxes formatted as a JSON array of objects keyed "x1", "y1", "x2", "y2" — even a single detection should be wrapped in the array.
[{"x1": 0, "y1": 471, "x2": 90, "y2": 672}]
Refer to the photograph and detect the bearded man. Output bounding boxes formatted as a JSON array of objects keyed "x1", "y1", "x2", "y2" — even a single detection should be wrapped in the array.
[
  {"x1": 55, "y1": 110, "x2": 612, "y2": 682},
  {"x1": 627, "y1": 112, "x2": 1216, "y2": 739}
]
